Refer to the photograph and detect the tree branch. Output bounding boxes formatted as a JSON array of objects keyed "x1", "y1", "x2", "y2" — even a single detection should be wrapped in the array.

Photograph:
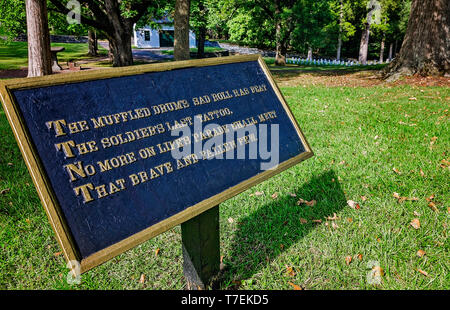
[{"x1": 48, "y1": 0, "x2": 108, "y2": 31}]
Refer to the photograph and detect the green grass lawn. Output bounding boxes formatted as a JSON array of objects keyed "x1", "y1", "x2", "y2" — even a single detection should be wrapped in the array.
[
  {"x1": 0, "y1": 41, "x2": 108, "y2": 70},
  {"x1": 0, "y1": 67, "x2": 448, "y2": 289}
]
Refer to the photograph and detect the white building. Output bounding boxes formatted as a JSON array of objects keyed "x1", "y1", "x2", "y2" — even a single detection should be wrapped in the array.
[{"x1": 133, "y1": 17, "x2": 196, "y2": 48}]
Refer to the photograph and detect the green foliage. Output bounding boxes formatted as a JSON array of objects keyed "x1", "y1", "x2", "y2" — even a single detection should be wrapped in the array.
[
  {"x1": 290, "y1": 0, "x2": 334, "y2": 53},
  {"x1": 0, "y1": 0, "x2": 27, "y2": 41},
  {"x1": 134, "y1": 0, "x2": 171, "y2": 30},
  {"x1": 203, "y1": 0, "x2": 410, "y2": 59}
]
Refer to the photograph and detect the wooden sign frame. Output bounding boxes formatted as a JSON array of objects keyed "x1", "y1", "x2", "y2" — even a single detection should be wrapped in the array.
[{"x1": 0, "y1": 54, "x2": 313, "y2": 273}]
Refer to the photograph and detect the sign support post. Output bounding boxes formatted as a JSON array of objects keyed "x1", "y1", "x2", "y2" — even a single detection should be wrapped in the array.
[{"x1": 181, "y1": 205, "x2": 220, "y2": 290}]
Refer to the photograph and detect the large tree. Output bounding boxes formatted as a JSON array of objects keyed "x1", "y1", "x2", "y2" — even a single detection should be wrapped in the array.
[
  {"x1": 384, "y1": 0, "x2": 449, "y2": 79},
  {"x1": 48, "y1": 0, "x2": 160, "y2": 67},
  {"x1": 358, "y1": 0, "x2": 381, "y2": 64}
]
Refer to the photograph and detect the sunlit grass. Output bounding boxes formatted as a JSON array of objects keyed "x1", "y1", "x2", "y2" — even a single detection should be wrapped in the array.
[{"x1": 0, "y1": 41, "x2": 107, "y2": 70}]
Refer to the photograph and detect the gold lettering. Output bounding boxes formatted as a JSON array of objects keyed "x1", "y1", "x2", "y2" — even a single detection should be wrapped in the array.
[
  {"x1": 74, "y1": 183, "x2": 95, "y2": 203},
  {"x1": 46, "y1": 119, "x2": 67, "y2": 137}
]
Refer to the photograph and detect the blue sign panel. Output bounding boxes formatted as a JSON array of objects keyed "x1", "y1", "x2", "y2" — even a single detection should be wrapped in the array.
[{"x1": 5, "y1": 57, "x2": 312, "y2": 263}]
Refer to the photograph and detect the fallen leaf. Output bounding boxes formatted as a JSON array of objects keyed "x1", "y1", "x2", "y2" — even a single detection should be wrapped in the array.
[
  {"x1": 410, "y1": 218, "x2": 421, "y2": 229},
  {"x1": 417, "y1": 269, "x2": 429, "y2": 277},
  {"x1": 155, "y1": 248, "x2": 160, "y2": 256},
  {"x1": 228, "y1": 217, "x2": 234, "y2": 224},
  {"x1": 271, "y1": 192, "x2": 278, "y2": 199},
  {"x1": 297, "y1": 198, "x2": 316, "y2": 206},
  {"x1": 326, "y1": 213, "x2": 339, "y2": 220},
  {"x1": 417, "y1": 250, "x2": 426, "y2": 257},
  {"x1": 408, "y1": 97, "x2": 417, "y2": 100},
  {"x1": 332, "y1": 222, "x2": 339, "y2": 229},
  {"x1": 296, "y1": 198, "x2": 307, "y2": 205},
  {"x1": 393, "y1": 192, "x2": 417, "y2": 203},
  {"x1": 139, "y1": 274, "x2": 145, "y2": 284},
  {"x1": 357, "y1": 254, "x2": 363, "y2": 261},
  {"x1": 312, "y1": 219, "x2": 322, "y2": 224},
  {"x1": 25, "y1": 218, "x2": 30, "y2": 224},
  {"x1": 347, "y1": 217, "x2": 353, "y2": 223},
  {"x1": 426, "y1": 195, "x2": 435, "y2": 202},
  {"x1": 286, "y1": 266, "x2": 296, "y2": 277},
  {"x1": 373, "y1": 265, "x2": 384, "y2": 277},
  {"x1": 250, "y1": 191, "x2": 264, "y2": 197},
  {"x1": 440, "y1": 159, "x2": 450, "y2": 168},
  {"x1": 280, "y1": 244, "x2": 285, "y2": 250},
  {"x1": 53, "y1": 251, "x2": 62, "y2": 257},
  {"x1": 0, "y1": 188, "x2": 10, "y2": 195},
  {"x1": 347, "y1": 200, "x2": 360, "y2": 209},
  {"x1": 305, "y1": 200, "x2": 317, "y2": 207},
  {"x1": 288, "y1": 282, "x2": 303, "y2": 290},
  {"x1": 419, "y1": 169, "x2": 425, "y2": 177},
  {"x1": 392, "y1": 168, "x2": 401, "y2": 175},
  {"x1": 428, "y1": 202, "x2": 438, "y2": 212},
  {"x1": 299, "y1": 218, "x2": 308, "y2": 224},
  {"x1": 360, "y1": 196, "x2": 368, "y2": 202},
  {"x1": 288, "y1": 192, "x2": 297, "y2": 197},
  {"x1": 7, "y1": 163, "x2": 13, "y2": 166},
  {"x1": 345, "y1": 256, "x2": 352, "y2": 265},
  {"x1": 413, "y1": 211, "x2": 420, "y2": 216}
]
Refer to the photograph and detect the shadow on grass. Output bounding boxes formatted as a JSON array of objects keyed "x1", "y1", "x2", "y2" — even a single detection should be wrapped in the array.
[
  {"x1": 220, "y1": 170, "x2": 346, "y2": 289},
  {"x1": 268, "y1": 63, "x2": 386, "y2": 77}
]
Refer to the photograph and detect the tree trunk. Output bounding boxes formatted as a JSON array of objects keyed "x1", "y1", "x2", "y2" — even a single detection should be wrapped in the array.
[
  {"x1": 379, "y1": 36, "x2": 385, "y2": 63},
  {"x1": 197, "y1": 27, "x2": 206, "y2": 59},
  {"x1": 174, "y1": 0, "x2": 191, "y2": 61},
  {"x1": 107, "y1": 29, "x2": 133, "y2": 67},
  {"x1": 336, "y1": 0, "x2": 343, "y2": 60},
  {"x1": 388, "y1": 42, "x2": 393, "y2": 61},
  {"x1": 25, "y1": 0, "x2": 52, "y2": 77},
  {"x1": 358, "y1": 23, "x2": 370, "y2": 64},
  {"x1": 384, "y1": 0, "x2": 450, "y2": 79},
  {"x1": 196, "y1": 0, "x2": 206, "y2": 59},
  {"x1": 88, "y1": 29, "x2": 98, "y2": 56},
  {"x1": 103, "y1": 0, "x2": 133, "y2": 67},
  {"x1": 274, "y1": 22, "x2": 287, "y2": 66},
  {"x1": 358, "y1": 0, "x2": 377, "y2": 65},
  {"x1": 274, "y1": 0, "x2": 286, "y2": 66},
  {"x1": 307, "y1": 46, "x2": 313, "y2": 61}
]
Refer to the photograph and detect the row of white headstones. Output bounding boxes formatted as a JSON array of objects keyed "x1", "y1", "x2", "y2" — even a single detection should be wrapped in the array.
[{"x1": 286, "y1": 58, "x2": 391, "y2": 66}]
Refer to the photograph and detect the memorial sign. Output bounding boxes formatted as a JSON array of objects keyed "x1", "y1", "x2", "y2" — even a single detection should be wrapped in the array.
[{"x1": 0, "y1": 55, "x2": 313, "y2": 273}]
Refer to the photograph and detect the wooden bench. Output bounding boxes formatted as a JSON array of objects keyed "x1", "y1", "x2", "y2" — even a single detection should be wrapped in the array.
[{"x1": 50, "y1": 47, "x2": 65, "y2": 72}]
